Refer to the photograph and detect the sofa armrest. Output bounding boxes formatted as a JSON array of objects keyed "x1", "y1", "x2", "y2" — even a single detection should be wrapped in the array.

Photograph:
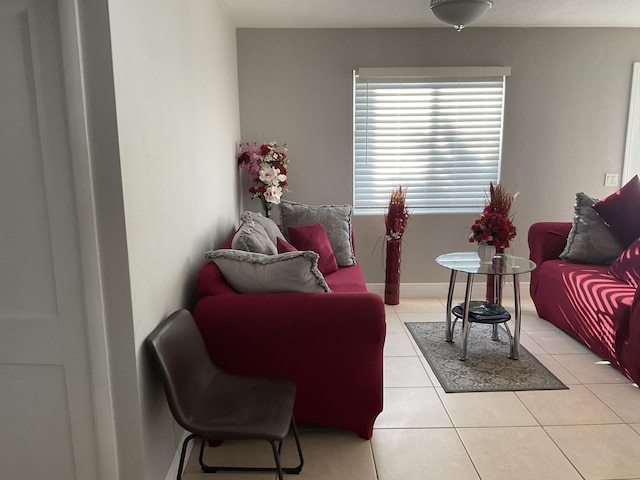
[
  {"x1": 528, "y1": 222, "x2": 571, "y2": 303},
  {"x1": 528, "y1": 222, "x2": 572, "y2": 265},
  {"x1": 193, "y1": 291, "x2": 385, "y2": 438}
]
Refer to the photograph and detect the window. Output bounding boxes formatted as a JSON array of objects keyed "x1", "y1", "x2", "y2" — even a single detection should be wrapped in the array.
[{"x1": 353, "y1": 67, "x2": 510, "y2": 215}]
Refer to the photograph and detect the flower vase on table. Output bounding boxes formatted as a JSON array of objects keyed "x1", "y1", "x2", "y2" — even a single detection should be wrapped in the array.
[
  {"x1": 477, "y1": 242, "x2": 496, "y2": 264},
  {"x1": 468, "y1": 182, "x2": 519, "y2": 305}
]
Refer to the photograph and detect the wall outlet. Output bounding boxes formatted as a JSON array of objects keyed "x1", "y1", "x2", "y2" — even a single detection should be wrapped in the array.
[{"x1": 605, "y1": 173, "x2": 619, "y2": 187}]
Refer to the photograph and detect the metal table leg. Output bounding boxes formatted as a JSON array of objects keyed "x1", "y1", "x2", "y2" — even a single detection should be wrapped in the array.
[
  {"x1": 459, "y1": 273, "x2": 474, "y2": 361},
  {"x1": 491, "y1": 272, "x2": 500, "y2": 341},
  {"x1": 445, "y1": 269, "x2": 457, "y2": 342},
  {"x1": 509, "y1": 273, "x2": 522, "y2": 360}
]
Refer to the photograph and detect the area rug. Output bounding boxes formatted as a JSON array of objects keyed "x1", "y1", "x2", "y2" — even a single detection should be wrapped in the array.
[{"x1": 405, "y1": 322, "x2": 568, "y2": 393}]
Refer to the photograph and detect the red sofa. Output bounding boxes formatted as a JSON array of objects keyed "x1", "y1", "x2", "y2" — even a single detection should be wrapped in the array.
[
  {"x1": 193, "y1": 235, "x2": 386, "y2": 439},
  {"x1": 528, "y1": 222, "x2": 640, "y2": 384}
]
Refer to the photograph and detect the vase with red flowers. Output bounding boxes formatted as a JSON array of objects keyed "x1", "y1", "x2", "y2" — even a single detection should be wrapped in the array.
[{"x1": 469, "y1": 182, "x2": 518, "y2": 301}]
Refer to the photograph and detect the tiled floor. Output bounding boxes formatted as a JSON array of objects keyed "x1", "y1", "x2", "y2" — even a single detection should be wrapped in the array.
[{"x1": 183, "y1": 293, "x2": 640, "y2": 480}]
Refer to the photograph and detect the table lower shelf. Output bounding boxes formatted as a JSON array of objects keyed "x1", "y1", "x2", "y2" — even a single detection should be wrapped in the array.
[{"x1": 452, "y1": 302, "x2": 511, "y2": 324}]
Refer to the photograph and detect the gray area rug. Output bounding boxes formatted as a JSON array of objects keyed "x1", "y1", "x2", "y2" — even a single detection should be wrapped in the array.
[{"x1": 405, "y1": 322, "x2": 568, "y2": 393}]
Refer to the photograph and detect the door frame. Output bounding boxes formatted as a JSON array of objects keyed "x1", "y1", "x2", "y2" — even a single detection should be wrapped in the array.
[{"x1": 57, "y1": 1, "x2": 119, "y2": 478}]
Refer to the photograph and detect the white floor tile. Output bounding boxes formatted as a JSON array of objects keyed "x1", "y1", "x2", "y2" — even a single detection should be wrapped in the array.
[
  {"x1": 458, "y1": 426, "x2": 583, "y2": 480},
  {"x1": 587, "y1": 383, "x2": 640, "y2": 423},
  {"x1": 545, "y1": 424, "x2": 640, "y2": 480},
  {"x1": 372, "y1": 428, "x2": 479, "y2": 480},
  {"x1": 375, "y1": 387, "x2": 452, "y2": 428},
  {"x1": 398, "y1": 311, "x2": 446, "y2": 324},
  {"x1": 436, "y1": 389, "x2": 538, "y2": 427},
  {"x1": 554, "y1": 353, "x2": 632, "y2": 384},
  {"x1": 393, "y1": 298, "x2": 445, "y2": 313},
  {"x1": 516, "y1": 385, "x2": 624, "y2": 426},
  {"x1": 383, "y1": 331, "x2": 417, "y2": 357},
  {"x1": 533, "y1": 354, "x2": 581, "y2": 385},
  {"x1": 526, "y1": 330, "x2": 594, "y2": 355},
  {"x1": 384, "y1": 356, "x2": 433, "y2": 388}
]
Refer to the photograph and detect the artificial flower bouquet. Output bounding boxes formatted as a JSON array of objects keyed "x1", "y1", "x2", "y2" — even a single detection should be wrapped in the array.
[
  {"x1": 385, "y1": 186, "x2": 410, "y2": 241},
  {"x1": 469, "y1": 183, "x2": 518, "y2": 249},
  {"x1": 237, "y1": 142, "x2": 289, "y2": 216}
]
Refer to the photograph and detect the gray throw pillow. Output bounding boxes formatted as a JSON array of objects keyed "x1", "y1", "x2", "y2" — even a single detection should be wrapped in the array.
[
  {"x1": 231, "y1": 221, "x2": 277, "y2": 255},
  {"x1": 560, "y1": 192, "x2": 624, "y2": 264},
  {"x1": 240, "y1": 211, "x2": 285, "y2": 245},
  {"x1": 204, "y1": 249, "x2": 331, "y2": 293},
  {"x1": 280, "y1": 201, "x2": 356, "y2": 267}
]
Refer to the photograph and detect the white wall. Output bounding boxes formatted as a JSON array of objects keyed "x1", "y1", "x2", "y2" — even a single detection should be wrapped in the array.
[
  {"x1": 237, "y1": 28, "x2": 640, "y2": 284},
  {"x1": 105, "y1": 1, "x2": 240, "y2": 478}
]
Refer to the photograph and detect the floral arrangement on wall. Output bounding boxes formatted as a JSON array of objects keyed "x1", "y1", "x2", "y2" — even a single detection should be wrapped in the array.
[{"x1": 237, "y1": 142, "x2": 289, "y2": 217}]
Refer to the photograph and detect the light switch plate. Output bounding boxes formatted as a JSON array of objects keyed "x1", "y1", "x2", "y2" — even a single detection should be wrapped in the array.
[{"x1": 605, "y1": 173, "x2": 619, "y2": 187}]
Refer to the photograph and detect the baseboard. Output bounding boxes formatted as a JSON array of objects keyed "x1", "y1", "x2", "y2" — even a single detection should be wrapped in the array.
[
  {"x1": 366, "y1": 282, "x2": 530, "y2": 299},
  {"x1": 164, "y1": 431, "x2": 193, "y2": 480}
]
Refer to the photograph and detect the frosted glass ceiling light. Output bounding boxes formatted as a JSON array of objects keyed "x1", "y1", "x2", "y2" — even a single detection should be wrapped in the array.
[{"x1": 430, "y1": 0, "x2": 493, "y2": 31}]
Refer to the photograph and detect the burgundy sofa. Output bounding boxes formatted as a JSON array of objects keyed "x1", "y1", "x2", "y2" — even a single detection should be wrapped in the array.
[
  {"x1": 528, "y1": 222, "x2": 640, "y2": 384},
  {"x1": 193, "y1": 234, "x2": 386, "y2": 439}
]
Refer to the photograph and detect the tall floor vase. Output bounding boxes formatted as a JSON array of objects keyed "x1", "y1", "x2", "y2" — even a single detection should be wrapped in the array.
[{"x1": 385, "y1": 239, "x2": 402, "y2": 305}]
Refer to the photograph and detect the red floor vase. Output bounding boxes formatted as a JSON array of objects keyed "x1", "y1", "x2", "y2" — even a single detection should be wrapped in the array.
[{"x1": 385, "y1": 240, "x2": 402, "y2": 305}]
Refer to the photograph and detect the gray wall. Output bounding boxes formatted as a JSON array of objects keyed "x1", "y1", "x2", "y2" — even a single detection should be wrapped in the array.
[{"x1": 237, "y1": 28, "x2": 640, "y2": 284}]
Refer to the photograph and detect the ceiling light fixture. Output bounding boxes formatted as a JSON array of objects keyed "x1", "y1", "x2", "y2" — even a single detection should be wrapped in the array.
[{"x1": 430, "y1": 0, "x2": 493, "y2": 31}]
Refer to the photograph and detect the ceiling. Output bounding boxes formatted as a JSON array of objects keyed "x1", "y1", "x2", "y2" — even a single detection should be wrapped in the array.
[{"x1": 218, "y1": 0, "x2": 640, "y2": 29}]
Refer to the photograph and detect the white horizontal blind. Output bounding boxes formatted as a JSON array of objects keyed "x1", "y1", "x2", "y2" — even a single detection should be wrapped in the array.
[{"x1": 354, "y1": 67, "x2": 509, "y2": 214}]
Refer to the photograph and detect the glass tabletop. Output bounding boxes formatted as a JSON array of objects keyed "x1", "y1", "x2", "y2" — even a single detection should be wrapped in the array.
[{"x1": 436, "y1": 252, "x2": 536, "y2": 275}]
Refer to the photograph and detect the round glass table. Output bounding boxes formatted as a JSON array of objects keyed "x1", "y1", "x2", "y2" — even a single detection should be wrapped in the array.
[{"x1": 436, "y1": 252, "x2": 537, "y2": 361}]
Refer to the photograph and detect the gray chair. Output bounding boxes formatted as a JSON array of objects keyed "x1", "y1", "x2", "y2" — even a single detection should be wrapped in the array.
[{"x1": 146, "y1": 309, "x2": 304, "y2": 480}]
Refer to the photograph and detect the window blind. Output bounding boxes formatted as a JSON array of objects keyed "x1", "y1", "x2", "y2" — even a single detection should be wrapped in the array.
[{"x1": 354, "y1": 67, "x2": 510, "y2": 215}]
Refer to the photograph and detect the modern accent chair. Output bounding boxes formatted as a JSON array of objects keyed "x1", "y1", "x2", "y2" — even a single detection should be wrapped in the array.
[{"x1": 146, "y1": 309, "x2": 304, "y2": 480}]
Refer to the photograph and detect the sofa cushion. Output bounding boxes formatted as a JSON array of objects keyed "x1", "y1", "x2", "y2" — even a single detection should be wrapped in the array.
[
  {"x1": 560, "y1": 192, "x2": 623, "y2": 264},
  {"x1": 280, "y1": 201, "x2": 356, "y2": 267},
  {"x1": 592, "y1": 175, "x2": 640, "y2": 249},
  {"x1": 609, "y1": 236, "x2": 640, "y2": 288},
  {"x1": 205, "y1": 249, "x2": 330, "y2": 293},
  {"x1": 287, "y1": 223, "x2": 339, "y2": 275},
  {"x1": 231, "y1": 221, "x2": 277, "y2": 255},
  {"x1": 276, "y1": 237, "x2": 297, "y2": 253},
  {"x1": 240, "y1": 210, "x2": 285, "y2": 245}
]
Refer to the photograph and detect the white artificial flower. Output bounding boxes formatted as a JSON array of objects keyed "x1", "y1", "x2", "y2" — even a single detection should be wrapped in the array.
[
  {"x1": 259, "y1": 164, "x2": 277, "y2": 184},
  {"x1": 264, "y1": 185, "x2": 283, "y2": 204}
]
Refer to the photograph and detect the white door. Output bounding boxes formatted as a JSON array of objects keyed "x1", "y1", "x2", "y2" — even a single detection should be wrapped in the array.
[{"x1": 0, "y1": 0, "x2": 101, "y2": 478}]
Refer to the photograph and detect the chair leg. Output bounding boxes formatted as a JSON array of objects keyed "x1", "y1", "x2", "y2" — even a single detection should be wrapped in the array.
[
  {"x1": 283, "y1": 416, "x2": 304, "y2": 474},
  {"x1": 197, "y1": 416, "x2": 304, "y2": 476},
  {"x1": 270, "y1": 440, "x2": 286, "y2": 480},
  {"x1": 177, "y1": 433, "x2": 202, "y2": 480}
]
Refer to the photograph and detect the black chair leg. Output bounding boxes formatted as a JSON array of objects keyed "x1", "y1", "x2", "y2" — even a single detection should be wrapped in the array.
[
  {"x1": 197, "y1": 416, "x2": 304, "y2": 476},
  {"x1": 270, "y1": 440, "x2": 286, "y2": 480},
  {"x1": 177, "y1": 433, "x2": 202, "y2": 480},
  {"x1": 283, "y1": 417, "x2": 304, "y2": 474}
]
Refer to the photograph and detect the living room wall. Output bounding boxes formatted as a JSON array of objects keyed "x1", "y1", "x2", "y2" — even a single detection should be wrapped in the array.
[
  {"x1": 105, "y1": 1, "x2": 240, "y2": 479},
  {"x1": 236, "y1": 28, "x2": 640, "y2": 284}
]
